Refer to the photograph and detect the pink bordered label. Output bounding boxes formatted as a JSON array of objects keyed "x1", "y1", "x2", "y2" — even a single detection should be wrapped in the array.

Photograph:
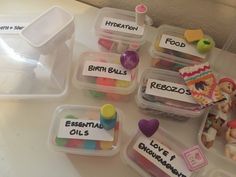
[{"x1": 182, "y1": 145, "x2": 208, "y2": 171}]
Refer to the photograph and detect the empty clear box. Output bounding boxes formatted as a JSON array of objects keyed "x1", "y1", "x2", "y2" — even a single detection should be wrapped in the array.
[
  {"x1": 136, "y1": 68, "x2": 204, "y2": 120},
  {"x1": 72, "y1": 51, "x2": 138, "y2": 101},
  {"x1": 48, "y1": 104, "x2": 122, "y2": 156}
]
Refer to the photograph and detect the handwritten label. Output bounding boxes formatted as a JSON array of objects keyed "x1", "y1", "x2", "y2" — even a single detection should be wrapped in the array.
[
  {"x1": 133, "y1": 135, "x2": 192, "y2": 177},
  {"x1": 82, "y1": 61, "x2": 131, "y2": 81},
  {"x1": 145, "y1": 79, "x2": 196, "y2": 104},
  {"x1": 57, "y1": 119, "x2": 114, "y2": 141},
  {"x1": 0, "y1": 23, "x2": 27, "y2": 34},
  {"x1": 101, "y1": 17, "x2": 144, "y2": 35},
  {"x1": 159, "y1": 34, "x2": 206, "y2": 59}
]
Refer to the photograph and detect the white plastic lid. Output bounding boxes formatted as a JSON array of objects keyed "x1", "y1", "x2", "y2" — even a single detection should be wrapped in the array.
[
  {"x1": 150, "y1": 25, "x2": 215, "y2": 65},
  {"x1": 136, "y1": 68, "x2": 204, "y2": 119},
  {"x1": 48, "y1": 104, "x2": 122, "y2": 156},
  {"x1": 94, "y1": 7, "x2": 147, "y2": 45},
  {"x1": 72, "y1": 51, "x2": 138, "y2": 95},
  {"x1": 0, "y1": 14, "x2": 74, "y2": 99},
  {"x1": 123, "y1": 128, "x2": 200, "y2": 177}
]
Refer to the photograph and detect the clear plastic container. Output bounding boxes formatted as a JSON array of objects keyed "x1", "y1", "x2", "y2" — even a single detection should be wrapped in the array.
[
  {"x1": 94, "y1": 7, "x2": 147, "y2": 53},
  {"x1": 123, "y1": 127, "x2": 201, "y2": 177},
  {"x1": 72, "y1": 51, "x2": 138, "y2": 101},
  {"x1": 48, "y1": 104, "x2": 122, "y2": 156},
  {"x1": 0, "y1": 8, "x2": 74, "y2": 100},
  {"x1": 150, "y1": 25, "x2": 215, "y2": 68},
  {"x1": 136, "y1": 68, "x2": 204, "y2": 120}
]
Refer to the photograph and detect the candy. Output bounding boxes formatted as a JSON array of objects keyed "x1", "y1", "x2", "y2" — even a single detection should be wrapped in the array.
[
  {"x1": 99, "y1": 141, "x2": 113, "y2": 150},
  {"x1": 184, "y1": 29, "x2": 204, "y2": 43},
  {"x1": 98, "y1": 38, "x2": 115, "y2": 51},
  {"x1": 55, "y1": 137, "x2": 68, "y2": 146},
  {"x1": 84, "y1": 140, "x2": 97, "y2": 150},
  {"x1": 96, "y1": 77, "x2": 116, "y2": 86},
  {"x1": 115, "y1": 80, "x2": 130, "y2": 88},
  {"x1": 89, "y1": 90, "x2": 105, "y2": 98},
  {"x1": 120, "y1": 50, "x2": 139, "y2": 70},
  {"x1": 138, "y1": 119, "x2": 159, "y2": 137},
  {"x1": 66, "y1": 139, "x2": 84, "y2": 148},
  {"x1": 197, "y1": 38, "x2": 214, "y2": 53}
]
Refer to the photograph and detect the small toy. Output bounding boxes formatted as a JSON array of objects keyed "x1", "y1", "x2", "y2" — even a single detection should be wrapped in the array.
[
  {"x1": 179, "y1": 62, "x2": 225, "y2": 107},
  {"x1": 225, "y1": 119, "x2": 236, "y2": 160},
  {"x1": 182, "y1": 145, "x2": 208, "y2": 171},
  {"x1": 138, "y1": 119, "x2": 159, "y2": 137},
  {"x1": 100, "y1": 104, "x2": 117, "y2": 130},
  {"x1": 120, "y1": 50, "x2": 139, "y2": 70},
  {"x1": 197, "y1": 38, "x2": 214, "y2": 53},
  {"x1": 135, "y1": 4, "x2": 148, "y2": 26},
  {"x1": 201, "y1": 113, "x2": 225, "y2": 148},
  {"x1": 184, "y1": 29, "x2": 204, "y2": 43}
]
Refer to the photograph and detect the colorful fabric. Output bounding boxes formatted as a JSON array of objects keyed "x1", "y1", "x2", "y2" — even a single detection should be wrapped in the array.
[{"x1": 179, "y1": 62, "x2": 225, "y2": 107}]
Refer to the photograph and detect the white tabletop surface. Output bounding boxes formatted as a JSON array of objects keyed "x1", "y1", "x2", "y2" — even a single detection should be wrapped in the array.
[{"x1": 0, "y1": 1, "x2": 235, "y2": 177}]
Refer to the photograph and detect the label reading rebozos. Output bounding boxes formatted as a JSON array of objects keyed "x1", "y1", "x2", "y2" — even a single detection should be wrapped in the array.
[
  {"x1": 133, "y1": 136, "x2": 192, "y2": 177},
  {"x1": 145, "y1": 79, "x2": 196, "y2": 104},
  {"x1": 0, "y1": 23, "x2": 27, "y2": 34},
  {"x1": 159, "y1": 34, "x2": 206, "y2": 59},
  {"x1": 82, "y1": 61, "x2": 131, "y2": 81},
  {"x1": 101, "y1": 17, "x2": 144, "y2": 35},
  {"x1": 57, "y1": 119, "x2": 114, "y2": 141}
]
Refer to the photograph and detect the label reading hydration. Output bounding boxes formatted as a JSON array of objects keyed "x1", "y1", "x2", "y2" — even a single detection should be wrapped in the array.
[
  {"x1": 133, "y1": 135, "x2": 192, "y2": 177},
  {"x1": 145, "y1": 79, "x2": 196, "y2": 104},
  {"x1": 57, "y1": 119, "x2": 114, "y2": 141},
  {"x1": 82, "y1": 61, "x2": 131, "y2": 81},
  {"x1": 101, "y1": 17, "x2": 144, "y2": 35},
  {"x1": 0, "y1": 23, "x2": 27, "y2": 34},
  {"x1": 159, "y1": 34, "x2": 206, "y2": 59}
]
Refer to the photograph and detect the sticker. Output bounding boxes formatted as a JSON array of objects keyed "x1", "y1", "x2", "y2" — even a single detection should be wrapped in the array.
[
  {"x1": 133, "y1": 135, "x2": 192, "y2": 177},
  {"x1": 159, "y1": 34, "x2": 206, "y2": 59},
  {"x1": 82, "y1": 61, "x2": 131, "y2": 81},
  {"x1": 101, "y1": 17, "x2": 144, "y2": 36},
  {"x1": 0, "y1": 23, "x2": 27, "y2": 34},
  {"x1": 57, "y1": 119, "x2": 114, "y2": 141},
  {"x1": 145, "y1": 79, "x2": 197, "y2": 104}
]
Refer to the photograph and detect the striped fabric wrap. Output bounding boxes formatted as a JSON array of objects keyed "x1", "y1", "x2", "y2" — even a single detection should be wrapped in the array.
[{"x1": 179, "y1": 62, "x2": 225, "y2": 107}]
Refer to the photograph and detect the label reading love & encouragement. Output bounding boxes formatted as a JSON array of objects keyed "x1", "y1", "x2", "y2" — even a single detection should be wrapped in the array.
[
  {"x1": 159, "y1": 34, "x2": 206, "y2": 59},
  {"x1": 82, "y1": 61, "x2": 131, "y2": 81},
  {"x1": 0, "y1": 23, "x2": 28, "y2": 34},
  {"x1": 101, "y1": 17, "x2": 144, "y2": 35},
  {"x1": 133, "y1": 135, "x2": 192, "y2": 177},
  {"x1": 145, "y1": 79, "x2": 196, "y2": 104},
  {"x1": 57, "y1": 119, "x2": 114, "y2": 141}
]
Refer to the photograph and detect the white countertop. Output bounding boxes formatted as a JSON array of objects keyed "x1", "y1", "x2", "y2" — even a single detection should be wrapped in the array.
[{"x1": 0, "y1": 1, "x2": 235, "y2": 177}]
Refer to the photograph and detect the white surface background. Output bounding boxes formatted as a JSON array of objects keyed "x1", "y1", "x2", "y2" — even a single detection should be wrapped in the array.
[{"x1": 0, "y1": 1, "x2": 235, "y2": 177}]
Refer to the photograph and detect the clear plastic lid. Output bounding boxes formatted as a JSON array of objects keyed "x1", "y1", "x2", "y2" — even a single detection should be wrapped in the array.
[
  {"x1": 94, "y1": 7, "x2": 147, "y2": 45},
  {"x1": 136, "y1": 68, "x2": 204, "y2": 119},
  {"x1": 72, "y1": 51, "x2": 138, "y2": 95},
  {"x1": 150, "y1": 25, "x2": 215, "y2": 66},
  {"x1": 48, "y1": 104, "x2": 122, "y2": 156},
  {"x1": 123, "y1": 128, "x2": 200, "y2": 177},
  {"x1": 0, "y1": 9, "x2": 74, "y2": 99}
]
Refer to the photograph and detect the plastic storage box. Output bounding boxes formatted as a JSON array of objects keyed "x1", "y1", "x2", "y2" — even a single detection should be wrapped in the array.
[
  {"x1": 123, "y1": 125, "x2": 202, "y2": 177},
  {"x1": 48, "y1": 104, "x2": 122, "y2": 156},
  {"x1": 150, "y1": 25, "x2": 214, "y2": 70},
  {"x1": 94, "y1": 7, "x2": 147, "y2": 53},
  {"x1": 136, "y1": 68, "x2": 204, "y2": 120},
  {"x1": 72, "y1": 51, "x2": 138, "y2": 101},
  {"x1": 0, "y1": 7, "x2": 74, "y2": 100}
]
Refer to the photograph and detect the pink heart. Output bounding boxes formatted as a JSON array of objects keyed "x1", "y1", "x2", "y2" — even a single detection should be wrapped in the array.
[{"x1": 138, "y1": 119, "x2": 159, "y2": 137}]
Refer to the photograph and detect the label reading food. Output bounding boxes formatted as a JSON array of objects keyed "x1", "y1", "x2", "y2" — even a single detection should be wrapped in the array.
[
  {"x1": 82, "y1": 61, "x2": 131, "y2": 81},
  {"x1": 159, "y1": 34, "x2": 206, "y2": 58},
  {"x1": 101, "y1": 17, "x2": 144, "y2": 35},
  {"x1": 0, "y1": 23, "x2": 27, "y2": 34},
  {"x1": 133, "y1": 135, "x2": 192, "y2": 177},
  {"x1": 145, "y1": 79, "x2": 196, "y2": 104},
  {"x1": 57, "y1": 119, "x2": 114, "y2": 141}
]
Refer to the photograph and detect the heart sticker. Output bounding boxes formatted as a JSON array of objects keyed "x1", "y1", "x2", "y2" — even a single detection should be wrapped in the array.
[{"x1": 138, "y1": 119, "x2": 159, "y2": 137}]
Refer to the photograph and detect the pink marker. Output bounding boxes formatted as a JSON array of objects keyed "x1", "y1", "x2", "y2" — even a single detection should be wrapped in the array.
[{"x1": 135, "y1": 4, "x2": 148, "y2": 26}]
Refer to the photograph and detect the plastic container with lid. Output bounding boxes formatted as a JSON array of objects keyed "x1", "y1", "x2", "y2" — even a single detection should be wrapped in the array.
[
  {"x1": 136, "y1": 68, "x2": 205, "y2": 120},
  {"x1": 94, "y1": 7, "x2": 148, "y2": 53},
  {"x1": 72, "y1": 51, "x2": 138, "y2": 101},
  {"x1": 48, "y1": 104, "x2": 122, "y2": 156},
  {"x1": 150, "y1": 25, "x2": 215, "y2": 68},
  {"x1": 0, "y1": 6, "x2": 74, "y2": 100},
  {"x1": 123, "y1": 119, "x2": 204, "y2": 177}
]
